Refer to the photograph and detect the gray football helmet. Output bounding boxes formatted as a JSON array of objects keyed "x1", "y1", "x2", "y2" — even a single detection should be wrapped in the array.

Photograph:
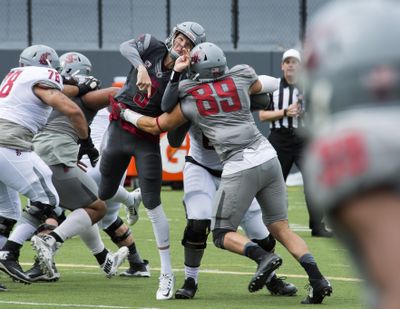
[
  {"x1": 59, "y1": 52, "x2": 92, "y2": 77},
  {"x1": 190, "y1": 42, "x2": 228, "y2": 81},
  {"x1": 165, "y1": 21, "x2": 206, "y2": 60},
  {"x1": 304, "y1": 0, "x2": 400, "y2": 129},
  {"x1": 19, "y1": 44, "x2": 60, "y2": 70}
]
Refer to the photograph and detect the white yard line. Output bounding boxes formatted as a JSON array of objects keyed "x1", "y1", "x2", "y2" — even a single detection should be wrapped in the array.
[
  {"x1": 0, "y1": 301, "x2": 158, "y2": 309},
  {"x1": 20, "y1": 262, "x2": 361, "y2": 282}
]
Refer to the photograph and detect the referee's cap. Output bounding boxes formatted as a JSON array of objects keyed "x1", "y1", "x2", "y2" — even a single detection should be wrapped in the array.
[{"x1": 282, "y1": 49, "x2": 301, "y2": 63}]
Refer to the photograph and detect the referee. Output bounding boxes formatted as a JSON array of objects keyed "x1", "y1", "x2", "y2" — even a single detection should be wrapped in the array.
[{"x1": 259, "y1": 49, "x2": 332, "y2": 237}]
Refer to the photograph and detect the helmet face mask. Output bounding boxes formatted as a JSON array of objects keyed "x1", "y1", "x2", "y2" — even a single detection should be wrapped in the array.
[
  {"x1": 59, "y1": 52, "x2": 92, "y2": 78},
  {"x1": 189, "y1": 42, "x2": 228, "y2": 82},
  {"x1": 165, "y1": 21, "x2": 206, "y2": 60},
  {"x1": 19, "y1": 44, "x2": 60, "y2": 70}
]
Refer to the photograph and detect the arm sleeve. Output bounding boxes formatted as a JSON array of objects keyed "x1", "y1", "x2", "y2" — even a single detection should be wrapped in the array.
[
  {"x1": 161, "y1": 80, "x2": 180, "y2": 112},
  {"x1": 258, "y1": 75, "x2": 280, "y2": 93},
  {"x1": 250, "y1": 93, "x2": 272, "y2": 111},
  {"x1": 119, "y1": 33, "x2": 152, "y2": 69},
  {"x1": 167, "y1": 122, "x2": 191, "y2": 148}
]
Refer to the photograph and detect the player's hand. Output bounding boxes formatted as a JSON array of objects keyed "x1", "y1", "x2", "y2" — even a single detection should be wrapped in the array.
[
  {"x1": 77, "y1": 135, "x2": 99, "y2": 167},
  {"x1": 174, "y1": 48, "x2": 190, "y2": 72},
  {"x1": 136, "y1": 65, "x2": 152, "y2": 98},
  {"x1": 77, "y1": 76, "x2": 101, "y2": 96}
]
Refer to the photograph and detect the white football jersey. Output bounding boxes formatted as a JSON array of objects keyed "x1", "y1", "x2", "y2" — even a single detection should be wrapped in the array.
[
  {"x1": 188, "y1": 124, "x2": 222, "y2": 171},
  {"x1": 0, "y1": 66, "x2": 63, "y2": 134}
]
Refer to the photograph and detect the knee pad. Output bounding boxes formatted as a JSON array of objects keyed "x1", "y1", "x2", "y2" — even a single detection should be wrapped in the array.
[
  {"x1": 212, "y1": 228, "x2": 232, "y2": 249},
  {"x1": 181, "y1": 219, "x2": 211, "y2": 250},
  {"x1": 104, "y1": 217, "x2": 131, "y2": 243},
  {"x1": 24, "y1": 201, "x2": 56, "y2": 223},
  {"x1": 35, "y1": 223, "x2": 57, "y2": 235},
  {"x1": 0, "y1": 216, "x2": 17, "y2": 238},
  {"x1": 253, "y1": 234, "x2": 276, "y2": 253}
]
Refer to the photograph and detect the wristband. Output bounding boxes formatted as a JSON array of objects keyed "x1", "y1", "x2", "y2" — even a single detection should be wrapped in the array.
[
  {"x1": 283, "y1": 109, "x2": 288, "y2": 117},
  {"x1": 170, "y1": 70, "x2": 181, "y2": 83},
  {"x1": 124, "y1": 109, "x2": 143, "y2": 127},
  {"x1": 156, "y1": 117, "x2": 164, "y2": 132}
]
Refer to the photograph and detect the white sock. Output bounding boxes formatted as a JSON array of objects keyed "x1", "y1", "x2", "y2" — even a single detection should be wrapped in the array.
[
  {"x1": 54, "y1": 208, "x2": 92, "y2": 241},
  {"x1": 159, "y1": 247, "x2": 172, "y2": 274},
  {"x1": 79, "y1": 224, "x2": 105, "y2": 255},
  {"x1": 8, "y1": 222, "x2": 37, "y2": 245},
  {"x1": 146, "y1": 205, "x2": 172, "y2": 274},
  {"x1": 185, "y1": 265, "x2": 200, "y2": 283},
  {"x1": 110, "y1": 186, "x2": 131, "y2": 204}
]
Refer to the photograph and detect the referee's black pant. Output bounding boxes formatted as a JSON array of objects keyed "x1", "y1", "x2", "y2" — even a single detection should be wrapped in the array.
[{"x1": 268, "y1": 128, "x2": 325, "y2": 231}]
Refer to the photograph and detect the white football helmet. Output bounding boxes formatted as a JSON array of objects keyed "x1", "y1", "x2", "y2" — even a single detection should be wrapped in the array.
[
  {"x1": 190, "y1": 42, "x2": 228, "y2": 81},
  {"x1": 19, "y1": 44, "x2": 60, "y2": 70},
  {"x1": 165, "y1": 21, "x2": 206, "y2": 60},
  {"x1": 59, "y1": 52, "x2": 92, "y2": 78},
  {"x1": 304, "y1": 0, "x2": 400, "y2": 129}
]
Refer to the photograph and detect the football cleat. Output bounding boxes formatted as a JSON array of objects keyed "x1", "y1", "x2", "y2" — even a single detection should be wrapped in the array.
[
  {"x1": 301, "y1": 277, "x2": 333, "y2": 304},
  {"x1": 175, "y1": 277, "x2": 198, "y2": 299},
  {"x1": 101, "y1": 246, "x2": 129, "y2": 278},
  {"x1": 156, "y1": 273, "x2": 175, "y2": 300},
  {"x1": 0, "y1": 250, "x2": 31, "y2": 284},
  {"x1": 120, "y1": 259, "x2": 150, "y2": 277},
  {"x1": 125, "y1": 188, "x2": 142, "y2": 225},
  {"x1": 26, "y1": 257, "x2": 60, "y2": 282},
  {"x1": 31, "y1": 235, "x2": 57, "y2": 278},
  {"x1": 266, "y1": 275, "x2": 297, "y2": 296},
  {"x1": 248, "y1": 253, "x2": 282, "y2": 293}
]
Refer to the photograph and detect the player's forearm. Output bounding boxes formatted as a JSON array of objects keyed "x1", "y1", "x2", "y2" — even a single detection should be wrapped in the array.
[
  {"x1": 259, "y1": 109, "x2": 285, "y2": 122},
  {"x1": 123, "y1": 109, "x2": 160, "y2": 135}
]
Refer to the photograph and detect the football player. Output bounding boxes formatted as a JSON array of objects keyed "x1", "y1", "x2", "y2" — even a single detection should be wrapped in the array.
[
  {"x1": 0, "y1": 45, "x2": 89, "y2": 284},
  {"x1": 98, "y1": 21, "x2": 206, "y2": 300},
  {"x1": 302, "y1": 0, "x2": 400, "y2": 308}
]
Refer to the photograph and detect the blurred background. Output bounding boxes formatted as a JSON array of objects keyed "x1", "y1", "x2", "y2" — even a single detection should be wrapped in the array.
[{"x1": 0, "y1": 0, "x2": 333, "y2": 84}]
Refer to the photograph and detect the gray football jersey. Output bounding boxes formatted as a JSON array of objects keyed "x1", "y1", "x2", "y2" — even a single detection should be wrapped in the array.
[
  {"x1": 179, "y1": 64, "x2": 265, "y2": 163},
  {"x1": 33, "y1": 97, "x2": 97, "y2": 167},
  {"x1": 304, "y1": 107, "x2": 400, "y2": 214}
]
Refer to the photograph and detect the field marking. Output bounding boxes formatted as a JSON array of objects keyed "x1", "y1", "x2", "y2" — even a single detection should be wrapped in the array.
[
  {"x1": 20, "y1": 262, "x2": 362, "y2": 283},
  {"x1": 0, "y1": 300, "x2": 158, "y2": 309}
]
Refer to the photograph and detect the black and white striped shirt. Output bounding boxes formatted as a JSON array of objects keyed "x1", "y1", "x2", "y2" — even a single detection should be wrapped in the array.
[{"x1": 269, "y1": 77, "x2": 303, "y2": 130}]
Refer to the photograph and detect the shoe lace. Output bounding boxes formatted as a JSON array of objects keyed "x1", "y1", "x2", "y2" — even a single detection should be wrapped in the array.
[{"x1": 159, "y1": 274, "x2": 173, "y2": 290}]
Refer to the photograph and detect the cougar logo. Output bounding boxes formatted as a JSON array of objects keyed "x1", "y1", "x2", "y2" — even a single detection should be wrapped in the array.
[
  {"x1": 64, "y1": 53, "x2": 77, "y2": 63},
  {"x1": 191, "y1": 51, "x2": 202, "y2": 64},
  {"x1": 39, "y1": 52, "x2": 51, "y2": 65}
]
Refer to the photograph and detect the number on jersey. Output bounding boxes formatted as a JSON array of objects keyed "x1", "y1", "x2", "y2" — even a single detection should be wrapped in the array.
[{"x1": 188, "y1": 77, "x2": 241, "y2": 116}]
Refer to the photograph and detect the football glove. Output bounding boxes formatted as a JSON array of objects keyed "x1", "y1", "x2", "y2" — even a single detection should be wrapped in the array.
[
  {"x1": 77, "y1": 76, "x2": 101, "y2": 96},
  {"x1": 77, "y1": 132, "x2": 99, "y2": 167}
]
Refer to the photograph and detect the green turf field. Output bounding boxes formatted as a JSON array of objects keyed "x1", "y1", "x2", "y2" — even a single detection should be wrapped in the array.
[{"x1": 0, "y1": 186, "x2": 365, "y2": 309}]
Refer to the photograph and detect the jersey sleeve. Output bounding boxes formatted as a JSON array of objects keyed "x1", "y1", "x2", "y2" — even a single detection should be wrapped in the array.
[
  {"x1": 119, "y1": 33, "x2": 153, "y2": 68},
  {"x1": 229, "y1": 64, "x2": 258, "y2": 85},
  {"x1": 33, "y1": 68, "x2": 63, "y2": 91}
]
